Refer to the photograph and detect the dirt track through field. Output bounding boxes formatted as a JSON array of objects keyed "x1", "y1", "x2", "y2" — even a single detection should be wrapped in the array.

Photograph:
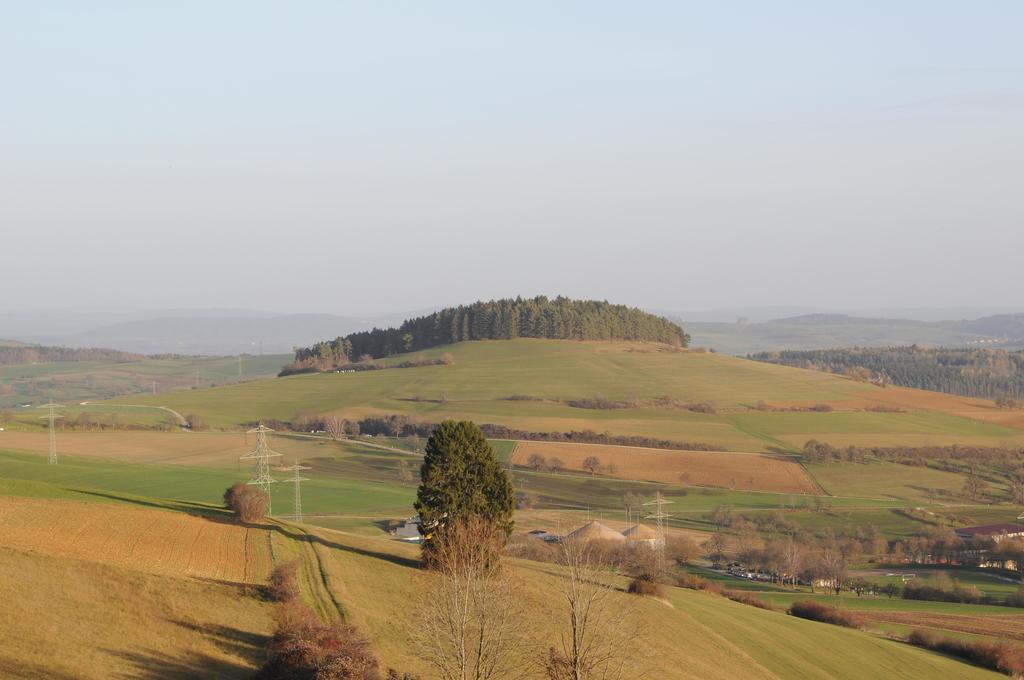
[
  {"x1": 511, "y1": 441, "x2": 818, "y2": 494},
  {"x1": 0, "y1": 497, "x2": 272, "y2": 583}
]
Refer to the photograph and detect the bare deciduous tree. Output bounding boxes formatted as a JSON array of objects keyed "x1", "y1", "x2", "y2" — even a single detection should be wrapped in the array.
[
  {"x1": 413, "y1": 518, "x2": 524, "y2": 680},
  {"x1": 581, "y1": 457, "x2": 602, "y2": 476},
  {"x1": 544, "y1": 538, "x2": 643, "y2": 680},
  {"x1": 325, "y1": 415, "x2": 347, "y2": 440}
]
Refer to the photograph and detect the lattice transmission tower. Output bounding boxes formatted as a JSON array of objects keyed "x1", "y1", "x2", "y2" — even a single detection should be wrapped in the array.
[
  {"x1": 38, "y1": 401, "x2": 63, "y2": 465},
  {"x1": 239, "y1": 423, "x2": 282, "y2": 514},
  {"x1": 282, "y1": 459, "x2": 311, "y2": 523},
  {"x1": 644, "y1": 491, "x2": 674, "y2": 570}
]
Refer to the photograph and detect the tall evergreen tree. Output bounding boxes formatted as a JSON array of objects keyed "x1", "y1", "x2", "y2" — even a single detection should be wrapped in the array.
[{"x1": 414, "y1": 420, "x2": 515, "y2": 563}]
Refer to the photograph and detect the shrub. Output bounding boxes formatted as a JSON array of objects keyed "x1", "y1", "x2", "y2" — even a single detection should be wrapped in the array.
[
  {"x1": 810, "y1": 403, "x2": 834, "y2": 412},
  {"x1": 687, "y1": 402, "x2": 716, "y2": 414},
  {"x1": 675, "y1": 573, "x2": 724, "y2": 595},
  {"x1": 224, "y1": 482, "x2": 269, "y2": 523},
  {"x1": 268, "y1": 561, "x2": 301, "y2": 603},
  {"x1": 787, "y1": 601, "x2": 864, "y2": 629},
  {"x1": 903, "y1": 579, "x2": 982, "y2": 604},
  {"x1": 908, "y1": 629, "x2": 1024, "y2": 676},
  {"x1": 258, "y1": 601, "x2": 382, "y2": 680},
  {"x1": 724, "y1": 590, "x2": 773, "y2": 610},
  {"x1": 628, "y1": 574, "x2": 664, "y2": 597}
]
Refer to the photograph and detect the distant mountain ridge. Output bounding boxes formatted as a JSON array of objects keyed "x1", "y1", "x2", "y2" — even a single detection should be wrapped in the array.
[
  {"x1": 3, "y1": 310, "x2": 410, "y2": 355},
  {"x1": 681, "y1": 313, "x2": 1024, "y2": 355}
]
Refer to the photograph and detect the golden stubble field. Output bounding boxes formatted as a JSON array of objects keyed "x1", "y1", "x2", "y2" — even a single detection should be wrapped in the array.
[
  {"x1": 510, "y1": 441, "x2": 819, "y2": 494},
  {"x1": 0, "y1": 497, "x2": 273, "y2": 584}
]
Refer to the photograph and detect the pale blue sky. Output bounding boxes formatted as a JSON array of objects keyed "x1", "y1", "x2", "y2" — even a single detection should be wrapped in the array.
[{"x1": 2, "y1": 2, "x2": 1022, "y2": 315}]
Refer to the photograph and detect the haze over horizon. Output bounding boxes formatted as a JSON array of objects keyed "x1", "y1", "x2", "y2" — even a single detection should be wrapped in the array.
[{"x1": 3, "y1": 2, "x2": 1022, "y2": 317}]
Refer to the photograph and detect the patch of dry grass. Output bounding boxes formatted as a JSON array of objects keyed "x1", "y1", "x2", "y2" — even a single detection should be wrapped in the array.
[
  {"x1": 0, "y1": 497, "x2": 273, "y2": 583},
  {"x1": 511, "y1": 441, "x2": 818, "y2": 494},
  {"x1": 0, "y1": 547, "x2": 273, "y2": 679}
]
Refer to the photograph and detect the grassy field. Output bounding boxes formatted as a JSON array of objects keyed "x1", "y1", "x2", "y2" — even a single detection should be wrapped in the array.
[
  {"x1": 98, "y1": 339, "x2": 1024, "y2": 451},
  {"x1": 0, "y1": 353, "x2": 289, "y2": 408},
  {"x1": 806, "y1": 462, "x2": 979, "y2": 502},
  {"x1": 0, "y1": 446, "x2": 417, "y2": 529},
  {"x1": 0, "y1": 547, "x2": 274, "y2": 679},
  {"x1": 308, "y1": 525, "x2": 1001, "y2": 679},
  {"x1": 0, "y1": 496, "x2": 273, "y2": 583}
]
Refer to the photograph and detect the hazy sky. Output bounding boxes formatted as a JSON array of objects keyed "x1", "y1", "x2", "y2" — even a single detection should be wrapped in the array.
[{"x1": 2, "y1": 2, "x2": 1022, "y2": 316}]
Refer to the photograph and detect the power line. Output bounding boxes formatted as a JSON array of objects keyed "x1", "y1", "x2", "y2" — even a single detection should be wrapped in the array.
[
  {"x1": 239, "y1": 423, "x2": 282, "y2": 514},
  {"x1": 282, "y1": 458, "x2": 311, "y2": 523},
  {"x1": 38, "y1": 400, "x2": 63, "y2": 465}
]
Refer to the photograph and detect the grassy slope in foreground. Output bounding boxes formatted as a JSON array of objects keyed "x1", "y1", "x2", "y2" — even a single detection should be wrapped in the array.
[
  {"x1": 109, "y1": 339, "x2": 1024, "y2": 451},
  {"x1": 0, "y1": 490, "x2": 274, "y2": 679},
  {"x1": 315, "y1": 527, "x2": 1000, "y2": 679}
]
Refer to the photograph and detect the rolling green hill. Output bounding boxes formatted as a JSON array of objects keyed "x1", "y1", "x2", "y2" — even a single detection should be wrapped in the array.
[{"x1": 109, "y1": 339, "x2": 1024, "y2": 452}]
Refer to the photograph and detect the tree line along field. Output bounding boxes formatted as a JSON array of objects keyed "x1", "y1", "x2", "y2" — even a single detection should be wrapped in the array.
[{"x1": 0, "y1": 352, "x2": 290, "y2": 408}]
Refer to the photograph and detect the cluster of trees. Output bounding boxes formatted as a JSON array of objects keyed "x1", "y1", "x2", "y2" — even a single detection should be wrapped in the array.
[
  {"x1": 0, "y1": 344, "x2": 143, "y2": 366},
  {"x1": 289, "y1": 296, "x2": 689, "y2": 366},
  {"x1": 702, "y1": 504, "x2": 1024, "y2": 606},
  {"x1": 802, "y1": 439, "x2": 1024, "y2": 467},
  {"x1": 750, "y1": 346, "x2": 1024, "y2": 401}
]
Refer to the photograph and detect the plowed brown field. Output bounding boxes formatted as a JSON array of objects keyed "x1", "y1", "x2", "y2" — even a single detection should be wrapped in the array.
[
  {"x1": 511, "y1": 441, "x2": 818, "y2": 494},
  {"x1": 0, "y1": 497, "x2": 272, "y2": 584},
  {"x1": 866, "y1": 611, "x2": 1024, "y2": 641}
]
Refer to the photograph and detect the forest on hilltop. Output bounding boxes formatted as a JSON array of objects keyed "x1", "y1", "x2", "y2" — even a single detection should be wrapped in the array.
[
  {"x1": 750, "y1": 346, "x2": 1024, "y2": 401},
  {"x1": 287, "y1": 296, "x2": 688, "y2": 370}
]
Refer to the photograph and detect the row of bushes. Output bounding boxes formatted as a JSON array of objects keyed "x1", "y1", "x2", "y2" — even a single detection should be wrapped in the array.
[
  {"x1": 787, "y1": 601, "x2": 864, "y2": 629},
  {"x1": 674, "y1": 574, "x2": 773, "y2": 609},
  {"x1": 908, "y1": 629, "x2": 1024, "y2": 677},
  {"x1": 256, "y1": 413, "x2": 723, "y2": 452},
  {"x1": 565, "y1": 396, "x2": 717, "y2": 413},
  {"x1": 279, "y1": 354, "x2": 453, "y2": 377}
]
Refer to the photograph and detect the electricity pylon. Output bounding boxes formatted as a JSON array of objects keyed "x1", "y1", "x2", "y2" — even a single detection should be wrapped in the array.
[
  {"x1": 644, "y1": 491, "x2": 674, "y2": 570},
  {"x1": 282, "y1": 458, "x2": 311, "y2": 523},
  {"x1": 38, "y1": 401, "x2": 63, "y2": 465},
  {"x1": 239, "y1": 423, "x2": 282, "y2": 514}
]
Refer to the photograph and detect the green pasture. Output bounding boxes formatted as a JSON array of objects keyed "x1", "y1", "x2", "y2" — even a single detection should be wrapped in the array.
[
  {"x1": 0, "y1": 448, "x2": 415, "y2": 527},
  {"x1": 806, "y1": 462, "x2": 976, "y2": 502},
  {"x1": 98, "y1": 340, "x2": 1024, "y2": 452}
]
